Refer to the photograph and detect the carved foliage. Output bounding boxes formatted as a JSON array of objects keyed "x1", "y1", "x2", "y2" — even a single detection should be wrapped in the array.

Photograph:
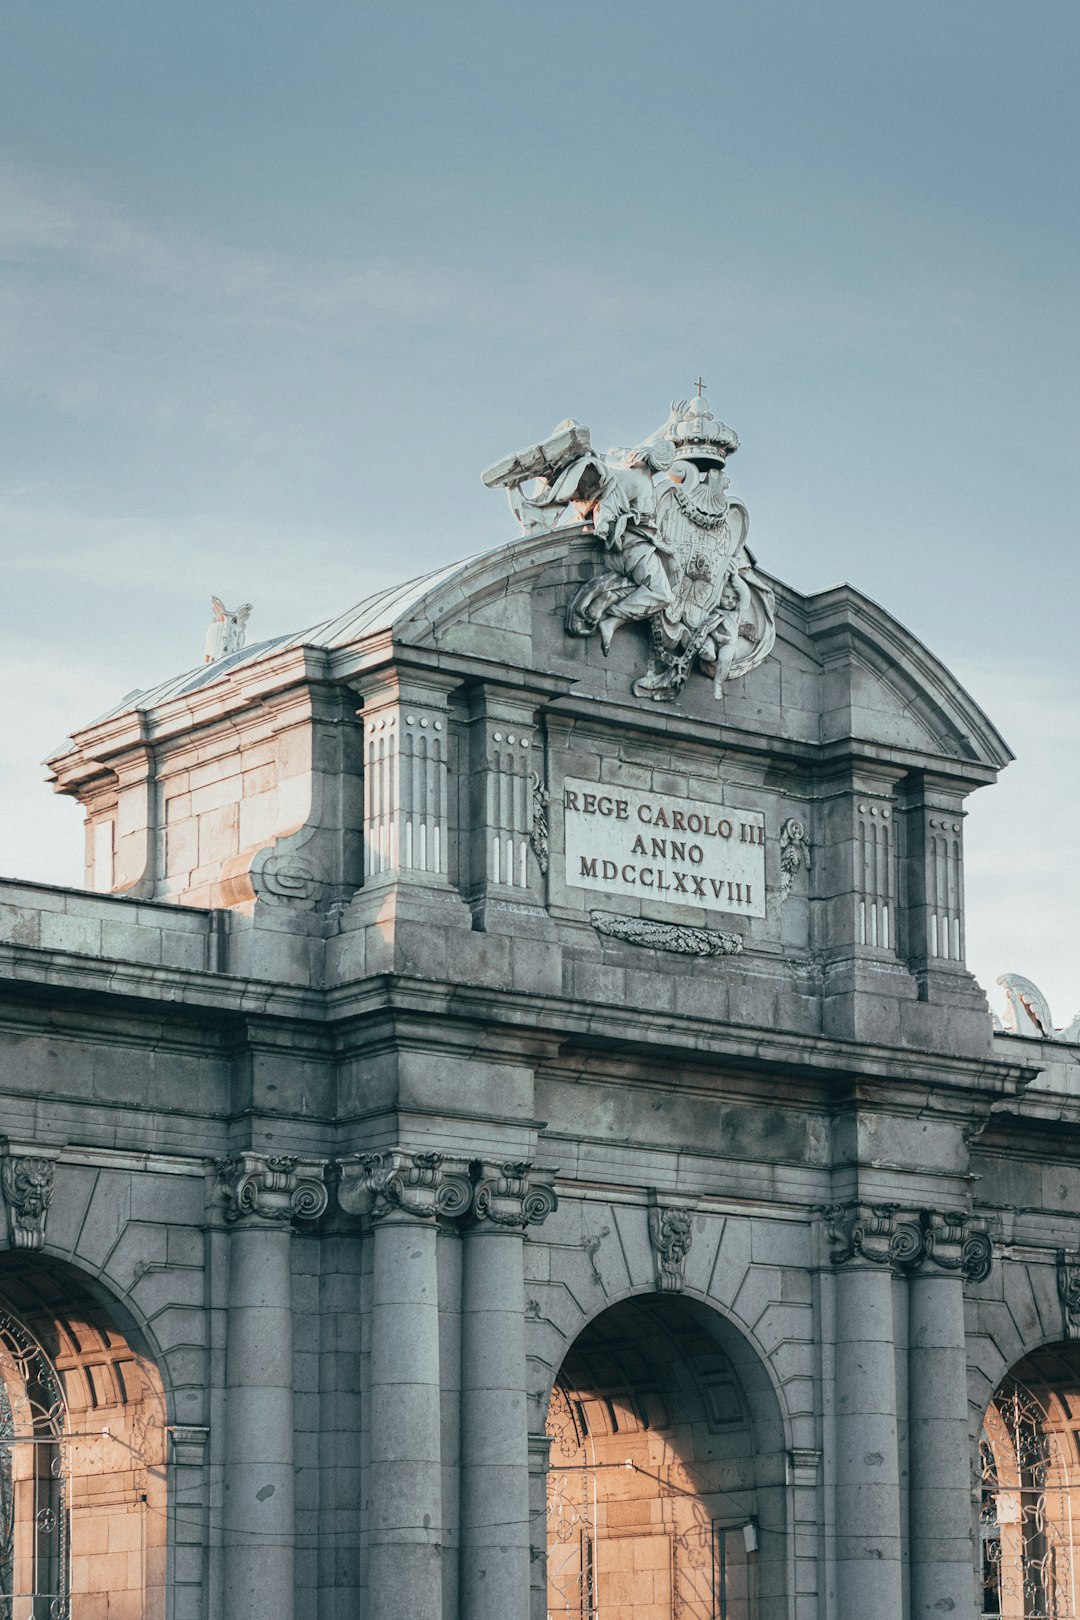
[
  {"x1": 779, "y1": 817, "x2": 812, "y2": 902},
  {"x1": 218, "y1": 1152, "x2": 328, "y2": 1225},
  {"x1": 1, "y1": 1156, "x2": 55, "y2": 1251},
  {"x1": 528, "y1": 772, "x2": 550, "y2": 876},
  {"x1": 823, "y1": 1202, "x2": 992, "y2": 1282},
  {"x1": 590, "y1": 910, "x2": 743, "y2": 957},
  {"x1": 648, "y1": 1205, "x2": 694, "y2": 1294}
]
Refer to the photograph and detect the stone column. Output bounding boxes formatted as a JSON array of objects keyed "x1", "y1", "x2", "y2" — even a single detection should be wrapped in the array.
[
  {"x1": 909, "y1": 1212, "x2": 992, "y2": 1620},
  {"x1": 217, "y1": 1152, "x2": 328, "y2": 1620},
  {"x1": 460, "y1": 1162, "x2": 557, "y2": 1620},
  {"x1": 338, "y1": 1150, "x2": 472, "y2": 1620},
  {"x1": 826, "y1": 1203, "x2": 910, "y2": 1620}
]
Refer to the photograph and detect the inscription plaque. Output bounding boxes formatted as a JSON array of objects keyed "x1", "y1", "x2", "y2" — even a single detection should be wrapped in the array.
[{"x1": 562, "y1": 776, "x2": 766, "y2": 918}]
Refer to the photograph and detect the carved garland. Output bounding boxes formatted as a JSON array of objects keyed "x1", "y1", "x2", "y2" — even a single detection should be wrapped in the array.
[
  {"x1": 590, "y1": 910, "x2": 743, "y2": 957},
  {"x1": 528, "y1": 773, "x2": 550, "y2": 876}
]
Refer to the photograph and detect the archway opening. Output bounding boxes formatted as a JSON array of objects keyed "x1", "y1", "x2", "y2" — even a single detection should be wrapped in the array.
[
  {"x1": 980, "y1": 1342, "x2": 1080, "y2": 1620},
  {"x1": 545, "y1": 1296, "x2": 786, "y2": 1620},
  {"x1": 0, "y1": 1254, "x2": 167, "y2": 1620}
]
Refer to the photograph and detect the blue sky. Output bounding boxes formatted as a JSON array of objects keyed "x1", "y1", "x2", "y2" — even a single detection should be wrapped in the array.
[{"x1": 1, "y1": 1, "x2": 1077, "y2": 1022}]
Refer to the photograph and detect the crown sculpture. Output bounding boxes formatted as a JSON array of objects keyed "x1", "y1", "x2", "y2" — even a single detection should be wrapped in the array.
[{"x1": 483, "y1": 390, "x2": 776, "y2": 702}]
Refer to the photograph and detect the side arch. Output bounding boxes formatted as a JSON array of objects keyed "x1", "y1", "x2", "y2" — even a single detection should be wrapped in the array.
[{"x1": 0, "y1": 1250, "x2": 171, "y2": 1619}]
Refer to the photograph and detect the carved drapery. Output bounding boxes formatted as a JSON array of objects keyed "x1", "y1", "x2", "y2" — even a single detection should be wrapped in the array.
[
  {"x1": 0, "y1": 1154, "x2": 56, "y2": 1252},
  {"x1": 823, "y1": 1201, "x2": 992, "y2": 1281},
  {"x1": 217, "y1": 1152, "x2": 329, "y2": 1225}
]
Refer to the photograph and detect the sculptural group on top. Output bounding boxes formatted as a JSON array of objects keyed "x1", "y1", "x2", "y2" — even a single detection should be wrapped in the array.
[{"x1": 483, "y1": 390, "x2": 776, "y2": 703}]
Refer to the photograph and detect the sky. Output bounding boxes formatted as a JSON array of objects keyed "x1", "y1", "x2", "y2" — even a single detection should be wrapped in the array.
[{"x1": 0, "y1": 0, "x2": 1077, "y2": 1025}]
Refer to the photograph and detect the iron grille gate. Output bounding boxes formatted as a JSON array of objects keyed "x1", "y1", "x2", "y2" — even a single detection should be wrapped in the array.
[
  {"x1": 981, "y1": 1377, "x2": 1076, "y2": 1620},
  {"x1": 545, "y1": 1463, "x2": 750, "y2": 1619},
  {"x1": 0, "y1": 1311, "x2": 69, "y2": 1620}
]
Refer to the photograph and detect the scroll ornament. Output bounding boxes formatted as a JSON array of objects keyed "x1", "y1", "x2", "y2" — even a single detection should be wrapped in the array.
[
  {"x1": 218, "y1": 1152, "x2": 329, "y2": 1225},
  {"x1": 473, "y1": 1161, "x2": 559, "y2": 1229},
  {"x1": 1, "y1": 1156, "x2": 56, "y2": 1251},
  {"x1": 823, "y1": 1202, "x2": 992, "y2": 1281},
  {"x1": 648, "y1": 1206, "x2": 694, "y2": 1294},
  {"x1": 1058, "y1": 1252, "x2": 1080, "y2": 1340},
  {"x1": 337, "y1": 1150, "x2": 473, "y2": 1222},
  {"x1": 337, "y1": 1151, "x2": 558, "y2": 1230}
]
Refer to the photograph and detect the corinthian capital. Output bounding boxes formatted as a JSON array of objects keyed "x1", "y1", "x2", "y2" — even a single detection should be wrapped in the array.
[
  {"x1": 472, "y1": 1161, "x2": 558, "y2": 1229},
  {"x1": 1, "y1": 1150, "x2": 58, "y2": 1251},
  {"x1": 218, "y1": 1152, "x2": 328, "y2": 1225},
  {"x1": 337, "y1": 1150, "x2": 473, "y2": 1222}
]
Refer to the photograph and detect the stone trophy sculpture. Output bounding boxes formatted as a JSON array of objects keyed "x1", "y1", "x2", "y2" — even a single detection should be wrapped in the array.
[
  {"x1": 482, "y1": 391, "x2": 776, "y2": 702},
  {"x1": 204, "y1": 597, "x2": 253, "y2": 664}
]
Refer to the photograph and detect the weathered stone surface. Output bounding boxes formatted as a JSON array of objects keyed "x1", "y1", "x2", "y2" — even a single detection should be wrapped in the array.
[{"x1": 0, "y1": 394, "x2": 1074, "y2": 1618}]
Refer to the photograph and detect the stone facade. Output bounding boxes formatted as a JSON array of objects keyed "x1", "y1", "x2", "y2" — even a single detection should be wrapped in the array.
[{"x1": 0, "y1": 399, "x2": 1077, "y2": 1619}]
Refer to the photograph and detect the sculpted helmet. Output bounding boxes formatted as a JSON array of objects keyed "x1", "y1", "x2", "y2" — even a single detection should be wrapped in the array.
[{"x1": 665, "y1": 396, "x2": 740, "y2": 468}]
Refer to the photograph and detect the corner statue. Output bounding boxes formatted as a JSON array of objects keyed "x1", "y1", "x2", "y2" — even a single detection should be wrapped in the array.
[{"x1": 482, "y1": 391, "x2": 776, "y2": 702}]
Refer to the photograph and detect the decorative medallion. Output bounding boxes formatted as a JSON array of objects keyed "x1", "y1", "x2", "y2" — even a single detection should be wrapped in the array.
[{"x1": 483, "y1": 388, "x2": 776, "y2": 703}]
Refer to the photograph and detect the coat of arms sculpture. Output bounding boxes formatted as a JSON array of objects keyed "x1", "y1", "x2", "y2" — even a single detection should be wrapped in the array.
[{"x1": 482, "y1": 389, "x2": 776, "y2": 703}]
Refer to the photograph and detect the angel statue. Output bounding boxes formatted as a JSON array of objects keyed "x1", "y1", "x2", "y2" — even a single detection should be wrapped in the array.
[
  {"x1": 204, "y1": 597, "x2": 253, "y2": 665},
  {"x1": 482, "y1": 391, "x2": 776, "y2": 703}
]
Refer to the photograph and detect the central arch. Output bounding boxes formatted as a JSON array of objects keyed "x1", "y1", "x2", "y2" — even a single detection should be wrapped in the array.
[{"x1": 544, "y1": 1295, "x2": 787, "y2": 1620}]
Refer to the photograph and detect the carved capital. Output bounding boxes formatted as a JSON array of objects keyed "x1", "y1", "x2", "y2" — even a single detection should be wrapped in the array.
[
  {"x1": 217, "y1": 1152, "x2": 328, "y2": 1226},
  {"x1": 648, "y1": 1204, "x2": 694, "y2": 1294},
  {"x1": 1, "y1": 1151, "x2": 57, "y2": 1252},
  {"x1": 338, "y1": 1150, "x2": 473, "y2": 1222},
  {"x1": 1059, "y1": 1252, "x2": 1080, "y2": 1339},
  {"x1": 923, "y1": 1209, "x2": 994, "y2": 1283},
  {"x1": 823, "y1": 1202, "x2": 992, "y2": 1283},
  {"x1": 472, "y1": 1161, "x2": 558, "y2": 1230},
  {"x1": 169, "y1": 1425, "x2": 210, "y2": 1467},
  {"x1": 822, "y1": 1202, "x2": 923, "y2": 1271}
]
